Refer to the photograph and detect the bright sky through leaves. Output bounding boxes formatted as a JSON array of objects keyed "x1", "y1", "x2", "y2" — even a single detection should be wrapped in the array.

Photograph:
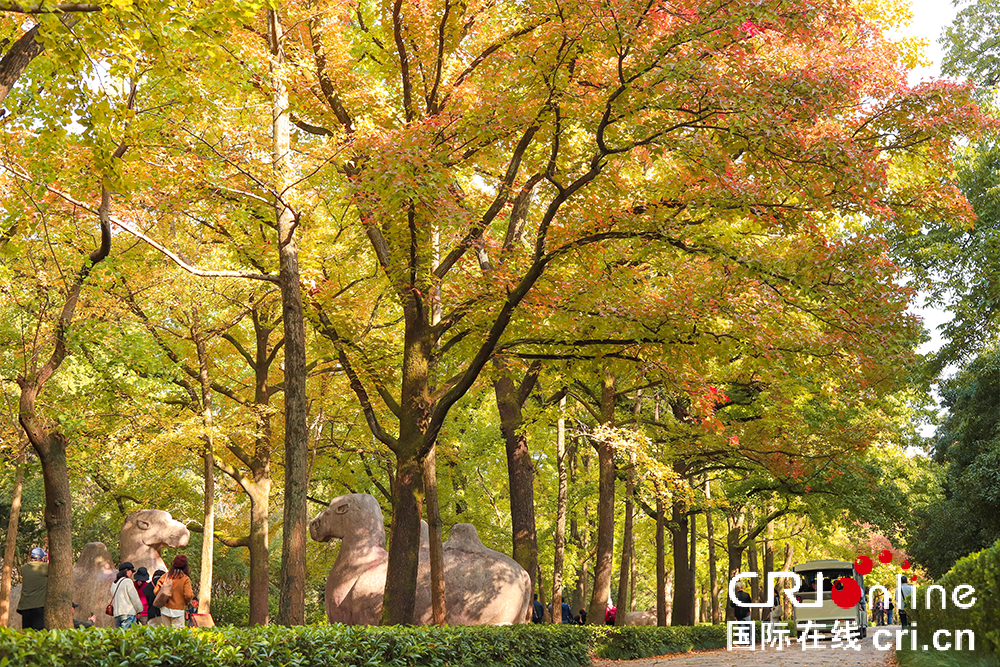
[
  {"x1": 896, "y1": 0, "x2": 962, "y2": 438},
  {"x1": 900, "y1": 0, "x2": 962, "y2": 355}
]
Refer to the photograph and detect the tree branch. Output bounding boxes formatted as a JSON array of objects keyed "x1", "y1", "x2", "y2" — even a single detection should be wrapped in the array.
[{"x1": 0, "y1": 3, "x2": 98, "y2": 13}]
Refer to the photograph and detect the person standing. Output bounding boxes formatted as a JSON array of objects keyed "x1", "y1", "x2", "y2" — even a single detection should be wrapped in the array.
[
  {"x1": 531, "y1": 594, "x2": 544, "y2": 623},
  {"x1": 110, "y1": 562, "x2": 144, "y2": 629},
  {"x1": 17, "y1": 547, "x2": 48, "y2": 630},
  {"x1": 731, "y1": 582, "x2": 752, "y2": 622},
  {"x1": 886, "y1": 596, "x2": 895, "y2": 625},
  {"x1": 767, "y1": 586, "x2": 783, "y2": 626},
  {"x1": 133, "y1": 567, "x2": 153, "y2": 624},
  {"x1": 147, "y1": 569, "x2": 166, "y2": 625},
  {"x1": 899, "y1": 576, "x2": 914, "y2": 627},
  {"x1": 154, "y1": 555, "x2": 194, "y2": 629}
]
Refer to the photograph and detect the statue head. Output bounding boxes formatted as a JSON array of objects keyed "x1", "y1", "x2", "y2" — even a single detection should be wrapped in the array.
[
  {"x1": 121, "y1": 510, "x2": 190, "y2": 551},
  {"x1": 310, "y1": 493, "x2": 385, "y2": 547}
]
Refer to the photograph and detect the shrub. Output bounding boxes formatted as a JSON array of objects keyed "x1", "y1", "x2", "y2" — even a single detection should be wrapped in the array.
[
  {"x1": 909, "y1": 538, "x2": 1000, "y2": 657},
  {"x1": 0, "y1": 622, "x2": 734, "y2": 666},
  {"x1": 591, "y1": 624, "x2": 728, "y2": 659},
  {"x1": 209, "y1": 595, "x2": 250, "y2": 627},
  {"x1": 0, "y1": 624, "x2": 592, "y2": 667}
]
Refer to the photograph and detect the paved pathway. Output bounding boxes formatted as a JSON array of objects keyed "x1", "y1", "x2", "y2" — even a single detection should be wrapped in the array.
[{"x1": 593, "y1": 626, "x2": 903, "y2": 667}]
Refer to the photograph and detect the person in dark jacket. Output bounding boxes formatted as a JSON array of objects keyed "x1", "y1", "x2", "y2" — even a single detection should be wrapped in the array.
[
  {"x1": 531, "y1": 594, "x2": 544, "y2": 623},
  {"x1": 147, "y1": 569, "x2": 166, "y2": 623},
  {"x1": 731, "y1": 582, "x2": 752, "y2": 621},
  {"x1": 17, "y1": 547, "x2": 48, "y2": 630}
]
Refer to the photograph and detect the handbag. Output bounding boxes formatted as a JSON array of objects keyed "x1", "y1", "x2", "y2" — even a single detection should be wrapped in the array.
[
  {"x1": 106, "y1": 580, "x2": 122, "y2": 616},
  {"x1": 153, "y1": 575, "x2": 173, "y2": 608}
]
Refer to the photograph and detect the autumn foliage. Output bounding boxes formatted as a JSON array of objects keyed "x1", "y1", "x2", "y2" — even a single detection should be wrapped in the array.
[{"x1": 0, "y1": 0, "x2": 988, "y2": 628}]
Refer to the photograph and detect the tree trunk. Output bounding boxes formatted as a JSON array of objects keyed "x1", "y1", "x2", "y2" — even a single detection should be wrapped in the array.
[
  {"x1": 747, "y1": 535, "x2": 759, "y2": 620},
  {"x1": 423, "y1": 444, "x2": 446, "y2": 625},
  {"x1": 537, "y1": 565, "x2": 549, "y2": 623},
  {"x1": 614, "y1": 450, "x2": 635, "y2": 625},
  {"x1": 763, "y1": 509, "x2": 775, "y2": 616},
  {"x1": 725, "y1": 512, "x2": 746, "y2": 622},
  {"x1": 380, "y1": 283, "x2": 437, "y2": 625},
  {"x1": 382, "y1": 453, "x2": 423, "y2": 624},
  {"x1": 690, "y1": 506, "x2": 697, "y2": 590},
  {"x1": 18, "y1": 414, "x2": 74, "y2": 631},
  {"x1": 724, "y1": 507, "x2": 748, "y2": 621},
  {"x1": 569, "y1": 440, "x2": 586, "y2": 615},
  {"x1": 0, "y1": 440, "x2": 26, "y2": 627},
  {"x1": 705, "y1": 480, "x2": 720, "y2": 624},
  {"x1": 656, "y1": 495, "x2": 666, "y2": 626},
  {"x1": 630, "y1": 538, "x2": 636, "y2": 612},
  {"x1": 670, "y1": 499, "x2": 695, "y2": 626},
  {"x1": 248, "y1": 481, "x2": 270, "y2": 625},
  {"x1": 781, "y1": 539, "x2": 794, "y2": 621},
  {"x1": 493, "y1": 359, "x2": 539, "y2": 596},
  {"x1": 664, "y1": 570, "x2": 673, "y2": 624},
  {"x1": 194, "y1": 319, "x2": 215, "y2": 616},
  {"x1": 552, "y1": 396, "x2": 567, "y2": 624},
  {"x1": 586, "y1": 372, "x2": 616, "y2": 625},
  {"x1": 270, "y1": 5, "x2": 309, "y2": 627}
]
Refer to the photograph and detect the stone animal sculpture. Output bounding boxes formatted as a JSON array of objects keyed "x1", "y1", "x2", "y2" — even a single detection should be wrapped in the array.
[
  {"x1": 310, "y1": 493, "x2": 531, "y2": 625},
  {"x1": 6, "y1": 510, "x2": 189, "y2": 628},
  {"x1": 71, "y1": 542, "x2": 119, "y2": 628},
  {"x1": 622, "y1": 609, "x2": 657, "y2": 625},
  {"x1": 119, "y1": 509, "x2": 190, "y2": 575},
  {"x1": 7, "y1": 542, "x2": 118, "y2": 629}
]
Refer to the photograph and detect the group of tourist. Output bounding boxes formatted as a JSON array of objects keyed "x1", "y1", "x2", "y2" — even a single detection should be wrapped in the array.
[
  {"x1": 110, "y1": 554, "x2": 195, "y2": 628},
  {"x1": 15, "y1": 547, "x2": 195, "y2": 630},
  {"x1": 872, "y1": 577, "x2": 913, "y2": 627},
  {"x1": 529, "y1": 595, "x2": 595, "y2": 625}
]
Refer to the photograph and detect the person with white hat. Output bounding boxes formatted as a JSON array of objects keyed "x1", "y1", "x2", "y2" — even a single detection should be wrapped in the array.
[{"x1": 16, "y1": 547, "x2": 48, "y2": 630}]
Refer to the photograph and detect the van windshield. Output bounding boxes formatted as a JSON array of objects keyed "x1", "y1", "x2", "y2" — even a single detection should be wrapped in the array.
[{"x1": 796, "y1": 568, "x2": 855, "y2": 592}]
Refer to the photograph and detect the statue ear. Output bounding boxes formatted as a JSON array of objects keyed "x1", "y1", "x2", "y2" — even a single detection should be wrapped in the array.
[
  {"x1": 335, "y1": 503, "x2": 349, "y2": 515},
  {"x1": 137, "y1": 519, "x2": 150, "y2": 530}
]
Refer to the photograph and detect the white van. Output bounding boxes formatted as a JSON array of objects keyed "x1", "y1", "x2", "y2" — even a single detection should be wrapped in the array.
[{"x1": 791, "y1": 559, "x2": 868, "y2": 638}]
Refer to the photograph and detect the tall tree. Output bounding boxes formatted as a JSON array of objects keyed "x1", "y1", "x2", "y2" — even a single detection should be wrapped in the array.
[
  {"x1": 493, "y1": 358, "x2": 542, "y2": 595},
  {"x1": 268, "y1": 5, "x2": 310, "y2": 626},
  {"x1": 16, "y1": 178, "x2": 115, "y2": 630}
]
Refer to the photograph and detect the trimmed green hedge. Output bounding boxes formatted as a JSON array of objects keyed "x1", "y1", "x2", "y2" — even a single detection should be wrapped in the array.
[
  {"x1": 910, "y1": 538, "x2": 1000, "y2": 657},
  {"x1": 0, "y1": 623, "x2": 731, "y2": 666},
  {"x1": 591, "y1": 624, "x2": 727, "y2": 659}
]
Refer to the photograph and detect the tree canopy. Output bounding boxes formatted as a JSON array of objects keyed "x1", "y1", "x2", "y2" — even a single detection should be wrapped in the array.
[{"x1": 0, "y1": 0, "x2": 989, "y2": 628}]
